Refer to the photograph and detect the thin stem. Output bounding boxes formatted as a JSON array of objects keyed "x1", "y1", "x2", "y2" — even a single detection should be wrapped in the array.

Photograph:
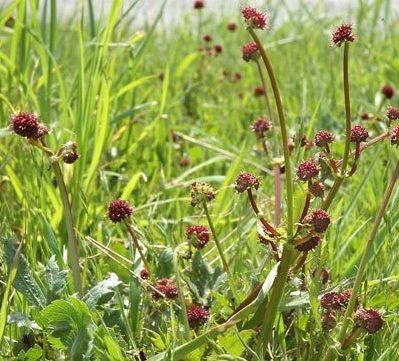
[
  {"x1": 274, "y1": 163, "x2": 282, "y2": 226},
  {"x1": 173, "y1": 247, "x2": 191, "y2": 341},
  {"x1": 52, "y1": 162, "x2": 82, "y2": 296},
  {"x1": 124, "y1": 221, "x2": 151, "y2": 273},
  {"x1": 247, "y1": 189, "x2": 280, "y2": 237},
  {"x1": 322, "y1": 157, "x2": 399, "y2": 361},
  {"x1": 203, "y1": 202, "x2": 231, "y2": 276},
  {"x1": 347, "y1": 142, "x2": 361, "y2": 176}
]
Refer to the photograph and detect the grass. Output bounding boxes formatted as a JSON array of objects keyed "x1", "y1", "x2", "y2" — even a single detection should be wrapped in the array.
[{"x1": 1, "y1": 0, "x2": 399, "y2": 360}]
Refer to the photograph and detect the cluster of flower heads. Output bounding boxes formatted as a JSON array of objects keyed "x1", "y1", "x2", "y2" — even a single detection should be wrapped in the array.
[
  {"x1": 331, "y1": 23, "x2": 355, "y2": 47},
  {"x1": 320, "y1": 290, "x2": 383, "y2": 333},
  {"x1": 190, "y1": 182, "x2": 216, "y2": 207},
  {"x1": 186, "y1": 225, "x2": 210, "y2": 250},
  {"x1": 235, "y1": 172, "x2": 260, "y2": 193},
  {"x1": 187, "y1": 304, "x2": 210, "y2": 328}
]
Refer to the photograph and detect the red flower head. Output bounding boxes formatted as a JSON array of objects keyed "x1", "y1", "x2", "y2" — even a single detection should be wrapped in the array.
[
  {"x1": 391, "y1": 125, "x2": 399, "y2": 146},
  {"x1": 339, "y1": 289, "x2": 360, "y2": 309},
  {"x1": 151, "y1": 278, "x2": 178, "y2": 300},
  {"x1": 190, "y1": 182, "x2": 216, "y2": 207},
  {"x1": 309, "y1": 181, "x2": 325, "y2": 198},
  {"x1": 186, "y1": 225, "x2": 210, "y2": 250},
  {"x1": 297, "y1": 160, "x2": 320, "y2": 181},
  {"x1": 214, "y1": 44, "x2": 223, "y2": 54},
  {"x1": 314, "y1": 130, "x2": 335, "y2": 148},
  {"x1": 303, "y1": 209, "x2": 331, "y2": 233},
  {"x1": 242, "y1": 6, "x2": 268, "y2": 30},
  {"x1": 386, "y1": 106, "x2": 399, "y2": 121},
  {"x1": 11, "y1": 112, "x2": 41, "y2": 138},
  {"x1": 332, "y1": 24, "x2": 355, "y2": 47},
  {"x1": 193, "y1": 0, "x2": 204, "y2": 9},
  {"x1": 381, "y1": 84, "x2": 395, "y2": 99},
  {"x1": 235, "y1": 172, "x2": 260, "y2": 193},
  {"x1": 203, "y1": 34, "x2": 212, "y2": 42},
  {"x1": 350, "y1": 124, "x2": 369, "y2": 143},
  {"x1": 227, "y1": 22, "x2": 237, "y2": 31},
  {"x1": 187, "y1": 304, "x2": 210, "y2": 328},
  {"x1": 321, "y1": 292, "x2": 342, "y2": 310},
  {"x1": 251, "y1": 118, "x2": 271, "y2": 140},
  {"x1": 254, "y1": 86, "x2": 265, "y2": 97},
  {"x1": 354, "y1": 308, "x2": 384, "y2": 333},
  {"x1": 361, "y1": 112, "x2": 372, "y2": 120},
  {"x1": 295, "y1": 235, "x2": 321, "y2": 252},
  {"x1": 107, "y1": 199, "x2": 133, "y2": 223},
  {"x1": 140, "y1": 268, "x2": 149, "y2": 280},
  {"x1": 242, "y1": 42, "x2": 259, "y2": 62},
  {"x1": 234, "y1": 72, "x2": 242, "y2": 81},
  {"x1": 322, "y1": 312, "x2": 337, "y2": 331},
  {"x1": 59, "y1": 141, "x2": 80, "y2": 164}
]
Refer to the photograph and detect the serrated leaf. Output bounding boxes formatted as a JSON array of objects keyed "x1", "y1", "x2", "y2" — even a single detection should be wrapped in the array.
[
  {"x1": 83, "y1": 273, "x2": 121, "y2": 309},
  {"x1": 45, "y1": 256, "x2": 68, "y2": 301},
  {"x1": 4, "y1": 239, "x2": 47, "y2": 308},
  {"x1": 25, "y1": 345, "x2": 43, "y2": 361}
]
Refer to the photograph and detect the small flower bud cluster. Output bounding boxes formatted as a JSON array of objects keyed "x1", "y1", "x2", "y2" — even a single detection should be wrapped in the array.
[
  {"x1": 107, "y1": 199, "x2": 133, "y2": 223},
  {"x1": 242, "y1": 42, "x2": 259, "y2": 62},
  {"x1": 302, "y1": 209, "x2": 331, "y2": 233},
  {"x1": 186, "y1": 225, "x2": 210, "y2": 250},
  {"x1": 332, "y1": 23, "x2": 355, "y2": 47},
  {"x1": 190, "y1": 182, "x2": 216, "y2": 207},
  {"x1": 251, "y1": 118, "x2": 271, "y2": 140},
  {"x1": 354, "y1": 308, "x2": 384, "y2": 334},
  {"x1": 297, "y1": 160, "x2": 320, "y2": 181},
  {"x1": 314, "y1": 130, "x2": 335, "y2": 148},
  {"x1": 235, "y1": 172, "x2": 260, "y2": 193},
  {"x1": 150, "y1": 278, "x2": 178, "y2": 300},
  {"x1": 241, "y1": 6, "x2": 268, "y2": 30},
  {"x1": 350, "y1": 125, "x2": 369, "y2": 143},
  {"x1": 187, "y1": 304, "x2": 210, "y2": 328},
  {"x1": 11, "y1": 112, "x2": 48, "y2": 139}
]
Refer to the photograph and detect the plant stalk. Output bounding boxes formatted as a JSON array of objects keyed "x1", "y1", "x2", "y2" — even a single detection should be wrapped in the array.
[{"x1": 124, "y1": 221, "x2": 151, "y2": 273}]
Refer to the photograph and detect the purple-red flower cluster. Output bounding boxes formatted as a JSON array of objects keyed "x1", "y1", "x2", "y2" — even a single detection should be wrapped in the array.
[
  {"x1": 151, "y1": 278, "x2": 178, "y2": 300},
  {"x1": 332, "y1": 24, "x2": 355, "y2": 47},
  {"x1": 187, "y1": 304, "x2": 210, "y2": 328},
  {"x1": 303, "y1": 209, "x2": 331, "y2": 233},
  {"x1": 186, "y1": 225, "x2": 211, "y2": 249},
  {"x1": 107, "y1": 200, "x2": 133, "y2": 223},
  {"x1": 314, "y1": 130, "x2": 335, "y2": 148},
  {"x1": 297, "y1": 160, "x2": 320, "y2": 181},
  {"x1": 350, "y1": 124, "x2": 369, "y2": 143},
  {"x1": 235, "y1": 172, "x2": 260, "y2": 193},
  {"x1": 242, "y1": 42, "x2": 259, "y2": 62},
  {"x1": 11, "y1": 112, "x2": 48, "y2": 139},
  {"x1": 241, "y1": 6, "x2": 268, "y2": 30},
  {"x1": 354, "y1": 308, "x2": 384, "y2": 333},
  {"x1": 251, "y1": 118, "x2": 271, "y2": 140}
]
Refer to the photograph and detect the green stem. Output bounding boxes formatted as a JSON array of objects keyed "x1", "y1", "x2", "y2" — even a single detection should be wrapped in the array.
[
  {"x1": 248, "y1": 28, "x2": 294, "y2": 351},
  {"x1": 322, "y1": 157, "x2": 399, "y2": 361},
  {"x1": 124, "y1": 221, "x2": 151, "y2": 273},
  {"x1": 203, "y1": 202, "x2": 231, "y2": 277},
  {"x1": 52, "y1": 162, "x2": 83, "y2": 296},
  {"x1": 173, "y1": 247, "x2": 191, "y2": 341}
]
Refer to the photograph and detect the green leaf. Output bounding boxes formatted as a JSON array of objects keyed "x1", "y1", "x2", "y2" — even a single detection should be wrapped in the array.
[
  {"x1": 219, "y1": 329, "x2": 255, "y2": 356},
  {"x1": 7, "y1": 312, "x2": 41, "y2": 331},
  {"x1": 45, "y1": 256, "x2": 68, "y2": 301},
  {"x1": 83, "y1": 273, "x2": 121, "y2": 309},
  {"x1": 25, "y1": 345, "x2": 43, "y2": 361},
  {"x1": 4, "y1": 239, "x2": 47, "y2": 308}
]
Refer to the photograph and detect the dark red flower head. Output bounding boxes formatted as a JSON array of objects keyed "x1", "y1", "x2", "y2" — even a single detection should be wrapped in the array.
[
  {"x1": 332, "y1": 24, "x2": 355, "y2": 47},
  {"x1": 314, "y1": 130, "x2": 335, "y2": 148},
  {"x1": 140, "y1": 268, "x2": 149, "y2": 280},
  {"x1": 251, "y1": 118, "x2": 271, "y2": 139},
  {"x1": 242, "y1": 6, "x2": 268, "y2": 30},
  {"x1": 254, "y1": 86, "x2": 265, "y2": 97},
  {"x1": 242, "y1": 42, "x2": 259, "y2": 62},
  {"x1": 361, "y1": 112, "x2": 372, "y2": 120},
  {"x1": 321, "y1": 292, "x2": 342, "y2": 310},
  {"x1": 186, "y1": 225, "x2": 210, "y2": 249},
  {"x1": 203, "y1": 34, "x2": 212, "y2": 42},
  {"x1": 303, "y1": 209, "x2": 331, "y2": 233},
  {"x1": 381, "y1": 84, "x2": 395, "y2": 99},
  {"x1": 193, "y1": 0, "x2": 204, "y2": 9},
  {"x1": 309, "y1": 181, "x2": 325, "y2": 198},
  {"x1": 11, "y1": 112, "x2": 40, "y2": 138},
  {"x1": 354, "y1": 308, "x2": 384, "y2": 333},
  {"x1": 350, "y1": 124, "x2": 369, "y2": 143},
  {"x1": 322, "y1": 312, "x2": 337, "y2": 331},
  {"x1": 214, "y1": 44, "x2": 223, "y2": 54},
  {"x1": 187, "y1": 304, "x2": 210, "y2": 328},
  {"x1": 59, "y1": 141, "x2": 79, "y2": 164},
  {"x1": 190, "y1": 182, "x2": 216, "y2": 207},
  {"x1": 296, "y1": 235, "x2": 321, "y2": 252},
  {"x1": 339, "y1": 289, "x2": 359, "y2": 309},
  {"x1": 391, "y1": 125, "x2": 399, "y2": 146},
  {"x1": 227, "y1": 22, "x2": 237, "y2": 31},
  {"x1": 235, "y1": 172, "x2": 260, "y2": 193},
  {"x1": 297, "y1": 160, "x2": 320, "y2": 181},
  {"x1": 107, "y1": 199, "x2": 133, "y2": 223},
  {"x1": 151, "y1": 278, "x2": 178, "y2": 300},
  {"x1": 386, "y1": 106, "x2": 399, "y2": 121},
  {"x1": 234, "y1": 72, "x2": 242, "y2": 81}
]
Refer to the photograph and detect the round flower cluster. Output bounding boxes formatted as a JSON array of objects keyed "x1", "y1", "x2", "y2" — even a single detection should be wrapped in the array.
[
  {"x1": 151, "y1": 278, "x2": 178, "y2": 300},
  {"x1": 381, "y1": 84, "x2": 395, "y2": 99},
  {"x1": 193, "y1": 0, "x2": 204, "y2": 9},
  {"x1": 107, "y1": 199, "x2": 133, "y2": 223},
  {"x1": 242, "y1": 42, "x2": 259, "y2": 62},
  {"x1": 309, "y1": 181, "x2": 325, "y2": 198},
  {"x1": 320, "y1": 289, "x2": 358, "y2": 311},
  {"x1": 241, "y1": 6, "x2": 268, "y2": 30},
  {"x1": 331, "y1": 23, "x2": 355, "y2": 47},
  {"x1": 251, "y1": 118, "x2": 271, "y2": 140},
  {"x1": 187, "y1": 304, "x2": 210, "y2": 328},
  {"x1": 350, "y1": 124, "x2": 369, "y2": 143},
  {"x1": 295, "y1": 235, "x2": 321, "y2": 252},
  {"x1": 140, "y1": 268, "x2": 149, "y2": 280},
  {"x1": 11, "y1": 112, "x2": 48, "y2": 139},
  {"x1": 354, "y1": 308, "x2": 384, "y2": 333},
  {"x1": 186, "y1": 225, "x2": 210, "y2": 250},
  {"x1": 314, "y1": 130, "x2": 335, "y2": 148},
  {"x1": 254, "y1": 86, "x2": 265, "y2": 97},
  {"x1": 235, "y1": 172, "x2": 260, "y2": 193},
  {"x1": 386, "y1": 106, "x2": 399, "y2": 121},
  {"x1": 59, "y1": 141, "x2": 80, "y2": 164},
  {"x1": 203, "y1": 34, "x2": 212, "y2": 42},
  {"x1": 391, "y1": 125, "x2": 399, "y2": 146},
  {"x1": 296, "y1": 160, "x2": 320, "y2": 181},
  {"x1": 190, "y1": 182, "x2": 216, "y2": 207},
  {"x1": 302, "y1": 209, "x2": 331, "y2": 233},
  {"x1": 227, "y1": 22, "x2": 237, "y2": 31}
]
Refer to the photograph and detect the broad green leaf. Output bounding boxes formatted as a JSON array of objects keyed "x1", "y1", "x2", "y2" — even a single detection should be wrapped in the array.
[
  {"x1": 83, "y1": 273, "x2": 121, "y2": 309},
  {"x1": 45, "y1": 256, "x2": 68, "y2": 301}
]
